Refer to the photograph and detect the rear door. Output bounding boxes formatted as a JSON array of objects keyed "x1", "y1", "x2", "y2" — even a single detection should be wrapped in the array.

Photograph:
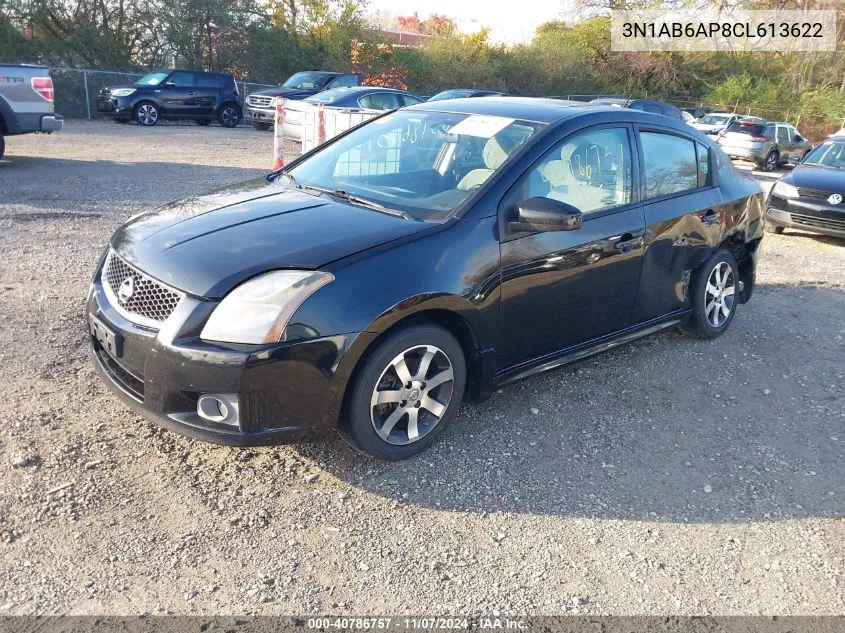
[
  {"x1": 776, "y1": 124, "x2": 792, "y2": 159},
  {"x1": 497, "y1": 124, "x2": 646, "y2": 368},
  {"x1": 160, "y1": 71, "x2": 196, "y2": 115},
  {"x1": 193, "y1": 73, "x2": 221, "y2": 116},
  {"x1": 632, "y1": 126, "x2": 723, "y2": 322}
]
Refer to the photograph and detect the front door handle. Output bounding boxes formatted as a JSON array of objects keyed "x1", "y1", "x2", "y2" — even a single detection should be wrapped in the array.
[{"x1": 614, "y1": 233, "x2": 644, "y2": 251}]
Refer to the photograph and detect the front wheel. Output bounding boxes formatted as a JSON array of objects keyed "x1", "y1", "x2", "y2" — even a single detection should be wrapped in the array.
[
  {"x1": 766, "y1": 223, "x2": 784, "y2": 235},
  {"x1": 218, "y1": 104, "x2": 241, "y2": 128},
  {"x1": 135, "y1": 102, "x2": 160, "y2": 126},
  {"x1": 342, "y1": 323, "x2": 466, "y2": 460},
  {"x1": 680, "y1": 249, "x2": 740, "y2": 339}
]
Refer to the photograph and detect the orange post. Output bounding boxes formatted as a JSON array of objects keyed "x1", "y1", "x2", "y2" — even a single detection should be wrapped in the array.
[
  {"x1": 272, "y1": 98, "x2": 285, "y2": 170},
  {"x1": 317, "y1": 102, "x2": 326, "y2": 146}
]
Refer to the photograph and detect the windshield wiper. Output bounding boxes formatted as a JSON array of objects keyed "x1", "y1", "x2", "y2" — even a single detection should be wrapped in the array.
[
  {"x1": 302, "y1": 185, "x2": 411, "y2": 220},
  {"x1": 273, "y1": 170, "x2": 302, "y2": 189}
]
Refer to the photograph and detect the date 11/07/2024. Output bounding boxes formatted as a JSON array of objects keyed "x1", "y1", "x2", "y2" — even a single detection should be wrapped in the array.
[{"x1": 307, "y1": 617, "x2": 527, "y2": 630}]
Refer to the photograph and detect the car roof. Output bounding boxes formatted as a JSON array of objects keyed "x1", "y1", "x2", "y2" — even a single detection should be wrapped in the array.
[
  {"x1": 315, "y1": 86, "x2": 410, "y2": 95},
  {"x1": 407, "y1": 96, "x2": 701, "y2": 130}
]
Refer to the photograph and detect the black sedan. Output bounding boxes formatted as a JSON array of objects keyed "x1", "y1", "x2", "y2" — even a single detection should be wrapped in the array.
[
  {"x1": 87, "y1": 98, "x2": 764, "y2": 460},
  {"x1": 766, "y1": 137, "x2": 845, "y2": 239},
  {"x1": 428, "y1": 89, "x2": 504, "y2": 102}
]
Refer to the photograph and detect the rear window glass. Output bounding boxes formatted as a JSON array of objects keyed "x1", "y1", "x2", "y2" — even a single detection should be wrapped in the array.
[
  {"x1": 195, "y1": 74, "x2": 223, "y2": 88},
  {"x1": 726, "y1": 123, "x2": 767, "y2": 136}
]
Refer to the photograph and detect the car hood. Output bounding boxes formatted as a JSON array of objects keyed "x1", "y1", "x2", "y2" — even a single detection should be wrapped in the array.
[
  {"x1": 781, "y1": 165, "x2": 845, "y2": 192},
  {"x1": 110, "y1": 178, "x2": 432, "y2": 298},
  {"x1": 102, "y1": 83, "x2": 139, "y2": 92},
  {"x1": 250, "y1": 87, "x2": 317, "y2": 100}
]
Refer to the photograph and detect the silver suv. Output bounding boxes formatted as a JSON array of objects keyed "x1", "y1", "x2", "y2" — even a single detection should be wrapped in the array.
[
  {"x1": 0, "y1": 63, "x2": 63, "y2": 159},
  {"x1": 718, "y1": 120, "x2": 812, "y2": 171}
]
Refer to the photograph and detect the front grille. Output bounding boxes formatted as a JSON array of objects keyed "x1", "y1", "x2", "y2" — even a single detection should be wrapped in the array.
[
  {"x1": 797, "y1": 188, "x2": 842, "y2": 202},
  {"x1": 103, "y1": 252, "x2": 182, "y2": 325},
  {"x1": 247, "y1": 95, "x2": 274, "y2": 108},
  {"x1": 791, "y1": 213, "x2": 845, "y2": 233}
]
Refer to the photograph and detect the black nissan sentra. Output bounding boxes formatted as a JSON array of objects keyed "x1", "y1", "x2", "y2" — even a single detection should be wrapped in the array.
[
  {"x1": 766, "y1": 136, "x2": 845, "y2": 239},
  {"x1": 88, "y1": 98, "x2": 764, "y2": 460}
]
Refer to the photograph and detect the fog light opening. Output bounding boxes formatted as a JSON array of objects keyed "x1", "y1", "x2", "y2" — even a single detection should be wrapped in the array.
[{"x1": 197, "y1": 394, "x2": 240, "y2": 427}]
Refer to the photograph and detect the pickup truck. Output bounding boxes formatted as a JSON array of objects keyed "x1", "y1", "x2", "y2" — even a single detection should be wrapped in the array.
[
  {"x1": 244, "y1": 71, "x2": 361, "y2": 130},
  {"x1": 0, "y1": 63, "x2": 63, "y2": 159}
]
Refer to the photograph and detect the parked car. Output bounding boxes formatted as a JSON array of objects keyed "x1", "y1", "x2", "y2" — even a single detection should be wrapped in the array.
[
  {"x1": 87, "y1": 97, "x2": 764, "y2": 460},
  {"x1": 692, "y1": 112, "x2": 740, "y2": 137},
  {"x1": 0, "y1": 63, "x2": 63, "y2": 160},
  {"x1": 428, "y1": 89, "x2": 503, "y2": 102},
  {"x1": 280, "y1": 87, "x2": 424, "y2": 142},
  {"x1": 589, "y1": 97, "x2": 684, "y2": 121},
  {"x1": 718, "y1": 120, "x2": 812, "y2": 171},
  {"x1": 681, "y1": 110, "x2": 696, "y2": 124},
  {"x1": 766, "y1": 137, "x2": 845, "y2": 238},
  {"x1": 245, "y1": 71, "x2": 362, "y2": 131},
  {"x1": 682, "y1": 106, "x2": 711, "y2": 120},
  {"x1": 97, "y1": 69, "x2": 242, "y2": 127}
]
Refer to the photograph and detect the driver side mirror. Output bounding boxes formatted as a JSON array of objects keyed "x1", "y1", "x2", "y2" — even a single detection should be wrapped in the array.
[
  {"x1": 793, "y1": 135, "x2": 802, "y2": 143},
  {"x1": 510, "y1": 197, "x2": 583, "y2": 233}
]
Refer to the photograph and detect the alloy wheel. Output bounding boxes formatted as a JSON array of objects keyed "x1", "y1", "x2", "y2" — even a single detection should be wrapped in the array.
[
  {"x1": 765, "y1": 152, "x2": 777, "y2": 171},
  {"x1": 704, "y1": 261, "x2": 735, "y2": 328},
  {"x1": 220, "y1": 107, "x2": 239, "y2": 127},
  {"x1": 137, "y1": 104, "x2": 158, "y2": 126},
  {"x1": 370, "y1": 344, "x2": 455, "y2": 446}
]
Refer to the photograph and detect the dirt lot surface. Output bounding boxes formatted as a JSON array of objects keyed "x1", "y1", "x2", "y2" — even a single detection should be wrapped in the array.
[{"x1": 0, "y1": 121, "x2": 842, "y2": 616}]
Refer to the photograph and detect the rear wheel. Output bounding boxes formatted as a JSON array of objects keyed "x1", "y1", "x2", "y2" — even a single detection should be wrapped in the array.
[
  {"x1": 680, "y1": 249, "x2": 739, "y2": 339},
  {"x1": 134, "y1": 102, "x2": 160, "y2": 126},
  {"x1": 218, "y1": 104, "x2": 241, "y2": 128},
  {"x1": 762, "y1": 150, "x2": 779, "y2": 172},
  {"x1": 341, "y1": 323, "x2": 466, "y2": 460}
]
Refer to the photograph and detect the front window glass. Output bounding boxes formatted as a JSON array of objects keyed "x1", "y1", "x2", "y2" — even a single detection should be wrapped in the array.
[
  {"x1": 283, "y1": 72, "x2": 329, "y2": 90},
  {"x1": 802, "y1": 140, "x2": 845, "y2": 168},
  {"x1": 287, "y1": 110, "x2": 541, "y2": 220},
  {"x1": 136, "y1": 72, "x2": 169, "y2": 86},
  {"x1": 523, "y1": 127, "x2": 633, "y2": 215}
]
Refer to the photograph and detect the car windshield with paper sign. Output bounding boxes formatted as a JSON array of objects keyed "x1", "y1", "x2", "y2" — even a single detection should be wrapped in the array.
[{"x1": 287, "y1": 110, "x2": 541, "y2": 220}]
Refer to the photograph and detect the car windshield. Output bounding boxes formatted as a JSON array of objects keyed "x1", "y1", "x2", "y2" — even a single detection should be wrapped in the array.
[
  {"x1": 305, "y1": 89, "x2": 350, "y2": 104},
  {"x1": 283, "y1": 72, "x2": 330, "y2": 90},
  {"x1": 726, "y1": 123, "x2": 767, "y2": 136},
  {"x1": 802, "y1": 140, "x2": 845, "y2": 168},
  {"x1": 136, "y1": 72, "x2": 169, "y2": 86},
  {"x1": 286, "y1": 109, "x2": 542, "y2": 220},
  {"x1": 700, "y1": 114, "x2": 732, "y2": 125},
  {"x1": 428, "y1": 90, "x2": 475, "y2": 102}
]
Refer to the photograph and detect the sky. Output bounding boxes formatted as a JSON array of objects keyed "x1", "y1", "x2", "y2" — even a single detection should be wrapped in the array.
[{"x1": 367, "y1": 0, "x2": 578, "y2": 45}]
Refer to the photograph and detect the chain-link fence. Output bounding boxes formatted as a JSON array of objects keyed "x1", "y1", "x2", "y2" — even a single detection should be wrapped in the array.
[{"x1": 50, "y1": 67, "x2": 278, "y2": 124}]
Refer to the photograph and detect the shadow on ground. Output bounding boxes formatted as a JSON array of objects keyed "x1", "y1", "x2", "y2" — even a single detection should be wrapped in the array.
[{"x1": 296, "y1": 284, "x2": 844, "y2": 524}]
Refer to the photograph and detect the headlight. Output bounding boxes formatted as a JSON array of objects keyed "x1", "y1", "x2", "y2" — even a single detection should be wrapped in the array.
[
  {"x1": 200, "y1": 270, "x2": 333, "y2": 344},
  {"x1": 111, "y1": 88, "x2": 137, "y2": 97},
  {"x1": 772, "y1": 181, "x2": 799, "y2": 198}
]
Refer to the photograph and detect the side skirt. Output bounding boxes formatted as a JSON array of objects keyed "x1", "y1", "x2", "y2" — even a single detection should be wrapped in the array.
[{"x1": 494, "y1": 309, "x2": 691, "y2": 387}]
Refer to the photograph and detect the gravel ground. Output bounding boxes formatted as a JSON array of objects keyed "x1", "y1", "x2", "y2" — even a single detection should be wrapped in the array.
[{"x1": 0, "y1": 121, "x2": 842, "y2": 616}]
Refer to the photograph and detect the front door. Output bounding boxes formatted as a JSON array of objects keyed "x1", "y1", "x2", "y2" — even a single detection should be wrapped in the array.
[
  {"x1": 159, "y1": 71, "x2": 196, "y2": 116},
  {"x1": 498, "y1": 125, "x2": 646, "y2": 369}
]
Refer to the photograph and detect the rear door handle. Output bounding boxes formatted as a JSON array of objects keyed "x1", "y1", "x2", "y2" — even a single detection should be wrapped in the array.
[{"x1": 614, "y1": 233, "x2": 644, "y2": 251}]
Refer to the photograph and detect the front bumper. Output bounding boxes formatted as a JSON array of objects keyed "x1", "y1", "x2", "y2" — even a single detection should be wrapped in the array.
[
  {"x1": 245, "y1": 105, "x2": 276, "y2": 126},
  {"x1": 96, "y1": 96, "x2": 134, "y2": 118},
  {"x1": 766, "y1": 195, "x2": 845, "y2": 239},
  {"x1": 87, "y1": 257, "x2": 366, "y2": 446}
]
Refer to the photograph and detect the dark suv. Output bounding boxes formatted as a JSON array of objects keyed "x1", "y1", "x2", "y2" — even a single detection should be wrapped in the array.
[{"x1": 97, "y1": 70, "x2": 242, "y2": 127}]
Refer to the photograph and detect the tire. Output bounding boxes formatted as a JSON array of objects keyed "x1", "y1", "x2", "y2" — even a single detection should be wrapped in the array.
[
  {"x1": 341, "y1": 323, "x2": 466, "y2": 460},
  {"x1": 762, "y1": 150, "x2": 779, "y2": 172},
  {"x1": 134, "y1": 102, "x2": 160, "y2": 126},
  {"x1": 251, "y1": 121, "x2": 272, "y2": 131},
  {"x1": 766, "y1": 224, "x2": 784, "y2": 235},
  {"x1": 218, "y1": 104, "x2": 241, "y2": 128},
  {"x1": 0, "y1": 135, "x2": 5, "y2": 160},
  {"x1": 195, "y1": 119, "x2": 212, "y2": 126},
  {"x1": 680, "y1": 249, "x2": 740, "y2": 339}
]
